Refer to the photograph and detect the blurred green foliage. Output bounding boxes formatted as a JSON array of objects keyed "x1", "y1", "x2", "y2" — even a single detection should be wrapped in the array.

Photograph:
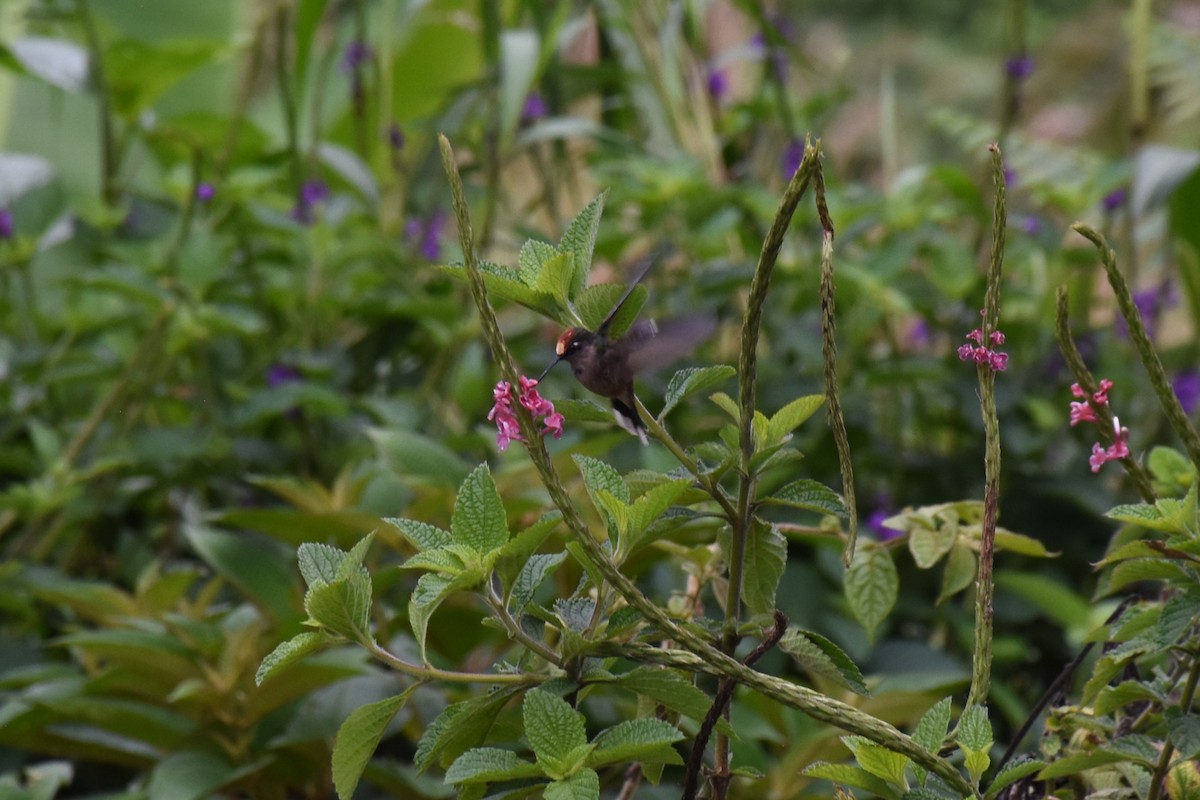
[{"x1": 1, "y1": 0, "x2": 1199, "y2": 798}]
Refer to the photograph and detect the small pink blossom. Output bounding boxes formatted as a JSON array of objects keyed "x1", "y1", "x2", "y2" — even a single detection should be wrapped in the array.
[
  {"x1": 489, "y1": 377, "x2": 564, "y2": 451},
  {"x1": 957, "y1": 311, "x2": 1008, "y2": 372},
  {"x1": 957, "y1": 343, "x2": 976, "y2": 361},
  {"x1": 1070, "y1": 382, "x2": 1088, "y2": 399},
  {"x1": 966, "y1": 329, "x2": 984, "y2": 344},
  {"x1": 1093, "y1": 378, "x2": 1113, "y2": 405},
  {"x1": 1069, "y1": 401, "x2": 1097, "y2": 426},
  {"x1": 989, "y1": 351, "x2": 1009, "y2": 371},
  {"x1": 1088, "y1": 418, "x2": 1131, "y2": 472},
  {"x1": 989, "y1": 331, "x2": 1005, "y2": 346}
]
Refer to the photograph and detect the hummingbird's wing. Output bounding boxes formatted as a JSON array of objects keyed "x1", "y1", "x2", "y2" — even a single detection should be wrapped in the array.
[
  {"x1": 619, "y1": 315, "x2": 717, "y2": 374},
  {"x1": 596, "y1": 251, "x2": 660, "y2": 337}
]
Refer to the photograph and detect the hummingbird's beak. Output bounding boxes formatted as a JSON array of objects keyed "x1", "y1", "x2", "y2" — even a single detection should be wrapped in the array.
[{"x1": 536, "y1": 357, "x2": 561, "y2": 382}]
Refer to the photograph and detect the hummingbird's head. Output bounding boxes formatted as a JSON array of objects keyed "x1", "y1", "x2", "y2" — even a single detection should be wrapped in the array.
[{"x1": 539, "y1": 327, "x2": 592, "y2": 381}]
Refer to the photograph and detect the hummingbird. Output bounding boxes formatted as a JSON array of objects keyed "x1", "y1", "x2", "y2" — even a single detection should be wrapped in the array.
[{"x1": 538, "y1": 256, "x2": 716, "y2": 444}]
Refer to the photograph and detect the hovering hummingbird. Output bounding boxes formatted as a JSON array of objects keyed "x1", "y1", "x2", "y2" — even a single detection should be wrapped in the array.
[{"x1": 538, "y1": 256, "x2": 715, "y2": 444}]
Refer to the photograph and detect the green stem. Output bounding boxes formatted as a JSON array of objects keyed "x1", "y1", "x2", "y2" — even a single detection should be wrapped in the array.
[
  {"x1": 1146, "y1": 653, "x2": 1200, "y2": 800},
  {"x1": 637, "y1": 397, "x2": 737, "y2": 522},
  {"x1": 1073, "y1": 224, "x2": 1200, "y2": 469},
  {"x1": 76, "y1": 0, "x2": 118, "y2": 206},
  {"x1": 367, "y1": 641, "x2": 543, "y2": 686},
  {"x1": 440, "y1": 133, "x2": 975, "y2": 799},
  {"x1": 814, "y1": 163, "x2": 857, "y2": 565},
  {"x1": 274, "y1": 4, "x2": 303, "y2": 191},
  {"x1": 1053, "y1": 287, "x2": 1156, "y2": 501},
  {"x1": 485, "y1": 586, "x2": 565, "y2": 667},
  {"x1": 965, "y1": 145, "x2": 1006, "y2": 710}
]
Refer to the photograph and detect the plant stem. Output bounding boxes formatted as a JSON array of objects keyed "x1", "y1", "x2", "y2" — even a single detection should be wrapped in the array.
[
  {"x1": 440, "y1": 133, "x2": 976, "y2": 799},
  {"x1": 1146, "y1": 652, "x2": 1200, "y2": 800},
  {"x1": 274, "y1": 4, "x2": 303, "y2": 192},
  {"x1": 76, "y1": 0, "x2": 118, "y2": 206},
  {"x1": 367, "y1": 641, "x2": 542, "y2": 686},
  {"x1": 965, "y1": 144, "x2": 1006, "y2": 710},
  {"x1": 637, "y1": 397, "x2": 738, "y2": 521}
]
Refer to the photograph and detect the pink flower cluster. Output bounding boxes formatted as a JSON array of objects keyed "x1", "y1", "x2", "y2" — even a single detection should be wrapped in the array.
[
  {"x1": 488, "y1": 376, "x2": 564, "y2": 452},
  {"x1": 957, "y1": 313, "x2": 1008, "y2": 372},
  {"x1": 1069, "y1": 380, "x2": 1130, "y2": 472}
]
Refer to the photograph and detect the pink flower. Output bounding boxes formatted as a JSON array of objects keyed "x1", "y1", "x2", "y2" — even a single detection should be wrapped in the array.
[
  {"x1": 957, "y1": 343, "x2": 976, "y2": 361},
  {"x1": 966, "y1": 329, "x2": 984, "y2": 344},
  {"x1": 989, "y1": 351, "x2": 1009, "y2": 372},
  {"x1": 1070, "y1": 382, "x2": 1088, "y2": 399},
  {"x1": 1069, "y1": 401, "x2": 1097, "y2": 426},
  {"x1": 488, "y1": 377, "x2": 565, "y2": 451},
  {"x1": 1093, "y1": 378, "x2": 1113, "y2": 405},
  {"x1": 1086, "y1": 417, "x2": 1131, "y2": 473},
  {"x1": 958, "y1": 311, "x2": 1008, "y2": 372},
  {"x1": 989, "y1": 331, "x2": 1005, "y2": 346}
]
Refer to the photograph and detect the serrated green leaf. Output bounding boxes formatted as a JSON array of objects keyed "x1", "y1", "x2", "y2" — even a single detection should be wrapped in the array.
[
  {"x1": 496, "y1": 514, "x2": 561, "y2": 593},
  {"x1": 724, "y1": 520, "x2": 786, "y2": 616},
  {"x1": 1037, "y1": 749, "x2": 1132, "y2": 779},
  {"x1": 843, "y1": 736, "x2": 909, "y2": 787},
  {"x1": 333, "y1": 688, "x2": 417, "y2": 799},
  {"x1": 415, "y1": 687, "x2": 524, "y2": 771},
  {"x1": 452, "y1": 464, "x2": 509, "y2": 554},
  {"x1": 766, "y1": 395, "x2": 825, "y2": 445},
  {"x1": 510, "y1": 552, "x2": 568, "y2": 614},
  {"x1": 803, "y1": 762, "x2": 900, "y2": 798},
  {"x1": 622, "y1": 480, "x2": 690, "y2": 555},
  {"x1": 575, "y1": 282, "x2": 646, "y2": 335},
  {"x1": 524, "y1": 689, "x2": 588, "y2": 769},
  {"x1": 442, "y1": 262, "x2": 565, "y2": 322},
  {"x1": 256, "y1": 631, "x2": 332, "y2": 685},
  {"x1": 545, "y1": 767, "x2": 600, "y2": 800},
  {"x1": 444, "y1": 747, "x2": 542, "y2": 784},
  {"x1": 956, "y1": 705, "x2": 992, "y2": 751},
  {"x1": 588, "y1": 718, "x2": 684, "y2": 768},
  {"x1": 761, "y1": 479, "x2": 845, "y2": 515},
  {"x1": 306, "y1": 572, "x2": 373, "y2": 643},
  {"x1": 533, "y1": 252, "x2": 576, "y2": 306},
  {"x1": 660, "y1": 366, "x2": 736, "y2": 418},
  {"x1": 519, "y1": 239, "x2": 559, "y2": 284},
  {"x1": 613, "y1": 668, "x2": 732, "y2": 735},
  {"x1": 1108, "y1": 558, "x2": 1188, "y2": 592},
  {"x1": 984, "y1": 756, "x2": 1045, "y2": 799},
  {"x1": 909, "y1": 523, "x2": 956, "y2": 569},
  {"x1": 559, "y1": 192, "x2": 606, "y2": 298},
  {"x1": 1168, "y1": 713, "x2": 1200, "y2": 760},
  {"x1": 338, "y1": 533, "x2": 375, "y2": 579},
  {"x1": 937, "y1": 542, "x2": 976, "y2": 604},
  {"x1": 1167, "y1": 760, "x2": 1200, "y2": 800},
  {"x1": 388, "y1": 518, "x2": 452, "y2": 552},
  {"x1": 298, "y1": 542, "x2": 345, "y2": 588},
  {"x1": 1094, "y1": 680, "x2": 1161, "y2": 716},
  {"x1": 845, "y1": 546, "x2": 898, "y2": 641},
  {"x1": 400, "y1": 548, "x2": 468, "y2": 575},
  {"x1": 779, "y1": 628, "x2": 869, "y2": 695},
  {"x1": 911, "y1": 696, "x2": 953, "y2": 787},
  {"x1": 573, "y1": 455, "x2": 629, "y2": 504},
  {"x1": 409, "y1": 572, "x2": 474, "y2": 662},
  {"x1": 1106, "y1": 502, "x2": 1172, "y2": 529}
]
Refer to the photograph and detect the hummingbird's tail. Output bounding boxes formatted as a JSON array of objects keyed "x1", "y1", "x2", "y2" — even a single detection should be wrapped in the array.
[{"x1": 611, "y1": 396, "x2": 649, "y2": 445}]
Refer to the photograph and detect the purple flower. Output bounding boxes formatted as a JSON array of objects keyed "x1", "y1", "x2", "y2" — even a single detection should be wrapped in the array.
[
  {"x1": 1003, "y1": 167, "x2": 1017, "y2": 187},
  {"x1": 195, "y1": 182, "x2": 215, "y2": 202},
  {"x1": 781, "y1": 138, "x2": 805, "y2": 180},
  {"x1": 1121, "y1": 281, "x2": 1177, "y2": 340},
  {"x1": 1174, "y1": 370, "x2": 1200, "y2": 416},
  {"x1": 707, "y1": 67, "x2": 729, "y2": 101},
  {"x1": 291, "y1": 180, "x2": 329, "y2": 226},
  {"x1": 406, "y1": 210, "x2": 447, "y2": 261},
  {"x1": 266, "y1": 363, "x2": 303, "y2": 389},
  {"x1": 1005, "y1": 55, "x2": 1034, "y2": 80},
  {"x1": 341, "y1": 40, "x2": 372, "y2": 73},
  {"x1": 521, "y1": 92, "x2": 547, "y2": 124},
  {"x1": 1020, "y1": 215, "x2": 1040, "y2": 235},
  {"x1": 388, "y1": 122, "x2": 405, "y2": 151},
  {"x1": 1102, "y1": 187, "x2": 1128, "y2": 213},
  {"x1": 908, "y1": 318, "x2": 931, "y2": 349},
  {"x1": 0, "y1": 209, "x2": 12, "y2": 239}
]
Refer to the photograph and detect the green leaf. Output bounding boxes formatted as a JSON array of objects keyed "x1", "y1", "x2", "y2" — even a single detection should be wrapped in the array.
[
  {"x1": 524, "y1": 689, "x2": 588, "y2": 772},
  {"x1": 588, "y1": 718, "x2": 684, "y2": 768},
  {"x1": 1037, "y1": 749, "x2": 1135, "y2": 779},
  {"x1": 803, "y1": 762, "x2": 900, "y2": 799},
  {"x1": 105, "y1": 39, "x2": 227, "y2": 118},
  {"x1": 519, "y1": 239, "x2": 559, "y2": 283},
  {"x1": 256, "y1": 631, "x2": 333, "y2": 685},
  {"x1": 494, "y1": 512, "x2": 560, "y2": 593},
  {"x1": 937, "y1": 542, "x2": 976, "y2": 604},
  {"x1": 985, "y1": 756, "x2": 1046, "y2": 799},
  {"x1": 709, "y1": 392, "x2": 740, "y2": 421},
  {"x1": 298, "y1": 541, "x2": 346, "y2": 588},
  {"x1": 444, "y1": 747, "x2": 542, "y2": 784},
  {"x1": 305, "y1": 572, "x2": 374, "y2": 644},
  {"x1": 369, "y1": 427, "x2": 472, "y2": 486},
  {"x1": 766, "y1": 395, "x2": 825, "y2": 445},
  {"x1": 992, "y1": 529, "x2": 1053, "y2": 557},
  {"x1": 622, "y1": 480, "x2": 691, "y2": 555},
  {"x1": 727, "y1": 520, "x2": 787, "y2": 616},
  {"x1": 146, "y1": 750, "x2": 234, "y2": 800},
  {"x1": 399, "y1": 548, "x2": 467, "y2": 575},
  {"x1": 388, "y1": 518, "x2": 452, "y2": 552},
  {"x1": 415, "y1": 686, "x2": 525, "y2": 771},
  {"x1": 779, "y1": 628, "x2": 869, "y2": 695},
  {"x1": 1106, "y1": 502, "x2": 1173, "y2": 530},
  {"x1": 452, "y1": 464, "x2": 509, "y2": 554},
  {"x1": 845, "y1": 545, "x2": 898, "y2": 641},
  {"x1": 613, "y1": 668, "x2": 732, "y2": 735},
  {"x1": 911, "y1": 696, "x2": 953, "y2": 787},
  {"x1": 498, "y1": 28, "x2": 539, "y2": 146},
  {"x1": 333, "y1": 688, "x2": 418, "y2": 799},
  {"x1": 510, "y1": 552, "x2": 568, "y2": 614},
  {"x1": 545, "y1": 768, "x2": 600, "y2": 800},
  {"x1": 995, "y1": 572, "x2": 1091, "y2": 630},
  {"x1": 183, "y1": 524, "x2": 298, "y2": 624},
  {"x1": 659, "y1": 366, "x2": 736, "y2": 418},
  {"x1": 1168, "y1": 713, "x2": 1200, "y2": 760},
  {"x1": 575, "y1": 282, "x2": 647, "y2": 335},
  {"x1": 558, "y1": 192, "x2": 606, "y2": 298},
  {"x1": 573, "y1": 455, "x2": 629, "y2": 504},
  {"x1": 555, "y1": 398, "x2": 616, "y2": 423},
  {"x1": 909, "y1": 522, "x2": 956, "y2": 569},
  {"x1": 843, "y1": 736, "x2": 909, "y2": 787},
  {"x1": 533, "y1": 251, "x2": 577, "y2": 307},
  {"x1": 956, "y1": 705, "x2": 993, "y2": 751},
  {"x1": 409, "y1": 572, "x2": 472, "y2": 661},
  {"x1": 760, "y1": 479, "x2": 845, "y2": 515}
]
